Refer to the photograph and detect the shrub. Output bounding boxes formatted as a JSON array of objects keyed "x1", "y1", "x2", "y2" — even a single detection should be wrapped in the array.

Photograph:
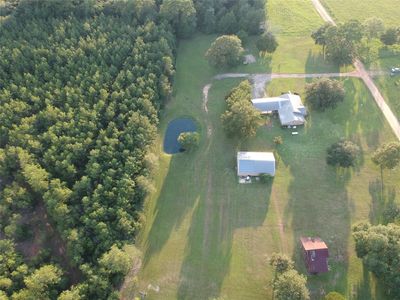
[
  {"x1": 273, "y1": 136, "x2": 283, "y2": 146},
  {"x1": 256, "y1": 32, "x2": 278, "y2": 53},
  {"x1": 269, "y1": 253, "x2": 294, "y2": 273},
  {"x1": 178, "y1": 132, "x2": 200, "y2": 152},
  {"x1": 326, "y1": 139, "x2": 360, "y2": 167},
  {"x1": 380, "y1": 27, "x2": 399, "y2": 46},
  {"x1": 259, "y1": 173, "x2": 273, "y2": 183}
]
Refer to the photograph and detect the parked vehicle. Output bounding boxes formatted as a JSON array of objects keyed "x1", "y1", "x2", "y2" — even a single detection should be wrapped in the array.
[{"x1": 390, "y1": 67, "x2": 400, "y2": 76}]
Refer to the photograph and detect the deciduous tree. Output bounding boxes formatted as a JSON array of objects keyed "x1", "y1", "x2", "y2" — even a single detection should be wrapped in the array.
[
  {"x1": 269, "y1": 253, "x2": 293, "y2": 274},
  {"x1": 311, "y1": 23, "x2": 335, "y2": 54},
  {"x1": 160, "y1": 0, "x2": 197, "y2": 38},
  {"x1": 206, "y1": 35, "x2": 244, "y2": 68},
  {"x1": 305, "y1": 78, "x2": 345, "y2": 111},
  {"x1": 12, "y1": 265, "x2": 62, "y2": 300},
  {"x1": 326, "y1": 139, "x2": 360, "y2": 167},
  {"x1": 363, "y1": 17, "x2": 385, "y2": 40},
  {"x1": 273, "y1": 269, "x2": 310, "y2": 300},
  {"x1": 353, "y1": 222, "x2": 400, "y2": 298},
  {"x1": 372, "y1": 142, "x2": 400, "y2": 171},
  {"x1": 178, "y1": 132, "x2": 200, "y2": 152},
  {"x1": 221, "y1": 81, "x2": 261, "y2": 138},
  {"x1": 380, "y1": 27, "x2": 399, "y2": 45},
  {"x1": 256, "y1": 32, "x2": 278, "y2": 53}
]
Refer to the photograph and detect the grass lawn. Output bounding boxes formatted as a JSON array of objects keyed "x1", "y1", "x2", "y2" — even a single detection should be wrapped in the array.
[
  {"x1": 375, "y1": 76, "x2": 400, "y2": 117},
  {"x1": 197, "y1": 0, "x2": 353, "y2": 74},
  {"x1": 266, "y1": 0, "x2": 352, "y2": 74},
  {"x1": 119, "y1": 1, "x2": 400, "y2": 299},
  {"x1": 320, "y1": 0, "x2": 400, "y2": 27},
  {"x1": 120, "y1": 32, "x2": 400, "y2": 300},
  {"x1": 317, "y1": 0, "x2": 400, "y2": 119}
]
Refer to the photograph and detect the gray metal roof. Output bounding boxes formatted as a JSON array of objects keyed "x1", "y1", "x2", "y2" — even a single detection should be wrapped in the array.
[
  {"x1": 278, "y1": 105, "x2": 306, "y2": 126},
  {"x1": 237, "y1": 152, "x2": 275, "y2": 176},
  {"x1": 252, "y1": 92, "x2": 307, "y2": 126},
  {"x1": 252, "y1": 97, "x2": 287, "y2": 112}
]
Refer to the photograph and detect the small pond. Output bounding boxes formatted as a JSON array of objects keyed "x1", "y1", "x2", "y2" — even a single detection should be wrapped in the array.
[{"x1": 163, "y1": 118, "x2": 197, "y2": 154}]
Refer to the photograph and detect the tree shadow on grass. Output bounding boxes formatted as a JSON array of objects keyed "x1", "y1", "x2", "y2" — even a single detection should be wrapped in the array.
[
  {"x1": 305, "y1": 50, "x2": 340, "y2": 74},
  {"x1": 141, "y1": 153, "x2": 204, "y2": 267},
  {"x1": 176, "y1": 172, "x2": 272, "y2": 300},
  {"x1": 351, "y1": 264, "x2": 373, "y2": 300},
  {"x1": 278, "y1": 123, "x2": 352, "y2": 296},
  {"x1": 284, "y1": 158, "x2": 352, "y2": 296},
  {"x1": 351, "y1": 262, "x2": 389, "y2": 300},
  {"x1": 176, "y1": 123, "x2": 272, "y2": 299},
  {"x1": 368, "y1": 179, "x2": 396, "y2": 224}
]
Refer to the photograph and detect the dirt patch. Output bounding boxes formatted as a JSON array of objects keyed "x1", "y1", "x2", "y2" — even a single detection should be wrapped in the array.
[
  {"x1": 250, "y1": 74, "x2": 271, "y2": 98},
  {"x1": 270, "y1": 195, "x2": 288, "y2": 253},
  {"x1": 15, "y1": 202, "x2": 82, "y2": 284},
  {"x1": 202, "y1": 83, "x2": 211, "y2": 113},
  {"x1": 202, "y1": 169, "x2": 213, "y2": 255},
  {"x1": 244, "y1": 54, "x2": 256, "y2": 64},
  {"x1": 119, "y1": 258, "x2": 143, "y2": 300}
]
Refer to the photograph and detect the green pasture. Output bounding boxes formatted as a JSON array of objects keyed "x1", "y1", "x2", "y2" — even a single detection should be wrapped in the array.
[
  {"x1": 125, "y1": 34, "x2": 400, "y2": 299},
  {"x1": 317, "y1": 0, "x2": 400, "y2": 119},
  {"x1": 320, "y1": 0, "x2": 400, "y2": 27},
  {"x1": 122, "y1": 1, "x2": 400, "y2": 299}
]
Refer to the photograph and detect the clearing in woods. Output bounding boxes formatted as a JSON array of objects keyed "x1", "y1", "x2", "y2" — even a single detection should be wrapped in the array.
[{"x1": 128, "y1": 1, "x2": 400, "y2": 299}]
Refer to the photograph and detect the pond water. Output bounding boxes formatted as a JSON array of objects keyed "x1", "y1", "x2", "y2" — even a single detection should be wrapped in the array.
[{"x1": 163, "y1": 118, "x2": 197, "y2": 154}]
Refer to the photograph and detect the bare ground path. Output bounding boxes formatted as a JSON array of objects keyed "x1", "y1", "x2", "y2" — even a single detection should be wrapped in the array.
[
  {"x1": 311, "y1": 0, "x2": 400, "y2": 140},
  {"x1": 204, "y1": 70, "x2": 389, "y2": 113}
]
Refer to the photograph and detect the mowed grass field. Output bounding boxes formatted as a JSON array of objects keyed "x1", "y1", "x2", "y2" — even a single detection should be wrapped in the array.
[
  {"x1": 120, "y1": 1, "x2": 400, "y2": 299},
  {"x1": 375, "y1": 77, "x2": 400, "y2": 117},
  {"x1": 208, "y1": 0, "x2": 353, "y2": 74},
  {"x1": 266, "y1": 0, "x2": 351, "y2": 73},
  {"x1": 123, "y1": 32, "x2": 400, "y2": 299},
  {"x1": 320, "y1": 0, "x2": 400, "y2": 27}
]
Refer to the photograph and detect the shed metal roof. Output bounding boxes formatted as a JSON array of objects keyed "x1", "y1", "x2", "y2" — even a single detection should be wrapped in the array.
[
  {"x1": 300, "y1": 237, "x2": 328, "y2": 251},
  {"x1": 237, "y1": 152, "x2": 275, "y2": 176},
  {"x1": 300, "y1": 237, "x2": 329, "y2": 274}
]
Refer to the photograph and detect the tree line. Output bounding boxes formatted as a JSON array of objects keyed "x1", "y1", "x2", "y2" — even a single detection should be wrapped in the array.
[{"x1": 312, "y1": 18, "x2": 400, "y2": 65}]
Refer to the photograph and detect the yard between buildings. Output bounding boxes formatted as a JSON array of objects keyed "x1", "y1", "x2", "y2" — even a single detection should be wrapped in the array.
[
  {"x1": 120, "y1": 1, "x2": 400, "y2": 299},
  {"x1": 121, "y1": 35, "x2": 400, "y2": 300}
]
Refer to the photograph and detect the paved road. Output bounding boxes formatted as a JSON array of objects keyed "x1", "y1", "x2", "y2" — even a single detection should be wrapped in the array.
[{"x1": 311, "y1": 0, "x2": 400, "y2": 140}]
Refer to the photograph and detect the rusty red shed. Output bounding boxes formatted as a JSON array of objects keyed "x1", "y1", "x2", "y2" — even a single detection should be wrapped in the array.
[{"x1": 300, "y1": 237, "x2": 329, "y2": 274}]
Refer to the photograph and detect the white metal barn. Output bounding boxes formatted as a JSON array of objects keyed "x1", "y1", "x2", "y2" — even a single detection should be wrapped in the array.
[{"x1": 237, "y1": 152, "x2": 276, "y2": 177}]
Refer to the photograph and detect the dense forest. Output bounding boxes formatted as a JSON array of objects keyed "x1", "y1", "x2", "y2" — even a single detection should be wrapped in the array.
[
  {"x1": 0, "y1": 0, "x2": 264, "y2": 299},
  {"x1": 0, "y1": 0, "x2": 175, "y2": 298}
]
